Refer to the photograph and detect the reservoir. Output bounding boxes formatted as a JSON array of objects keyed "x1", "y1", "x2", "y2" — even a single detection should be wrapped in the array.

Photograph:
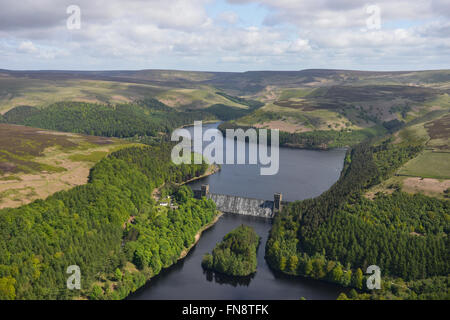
[{"x1": 129, "y1": 123, "x2": 347, "y2": 300}]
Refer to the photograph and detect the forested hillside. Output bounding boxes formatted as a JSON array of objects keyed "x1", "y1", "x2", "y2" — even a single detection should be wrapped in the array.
[
  {"x1": 0, "y1": 145, "x2": 217, "y2": 299},
  {"x1": 266, "y1": 137, "x2": 449, "y2": 299},
  {"x1": 3, "y1": 99, "x2": 214, "y2": 139},
  {"x1": 219, "y1": 121, "x2": 389, "y2": 149}
]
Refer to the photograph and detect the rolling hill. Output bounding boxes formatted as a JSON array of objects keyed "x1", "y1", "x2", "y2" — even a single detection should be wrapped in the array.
[{"x1": 0, "y1": 123, "x2": 138, "y2": 209}]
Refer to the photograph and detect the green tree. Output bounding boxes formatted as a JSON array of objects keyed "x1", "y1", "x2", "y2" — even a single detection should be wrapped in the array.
[
  {"x1": 337, "y1": 293, "x2": 349, "y2": 300},
  {"x1": 279, "y1": 257, "x2": 287, "y2": 271},
  {"x1": 289, "y1": 255, "x2": 299, "y2": 272},
  {"x1": 114, "y1": 268, "x2": 123, "y2": 281},
  {"x1": 330, "y1": 264, "x2": 344, "y2": 283},
  {"x1": 90, "y1": 285, "x2": 104, "y2": 300},
  {"x1": 0, "y1": 276, "x2": 16, "y2": 300},
  {"x1": 201, "y1": 254, "x2": 213, "y2": 269},
  {"x1": 353, "y1": 268, "x2": 363, "y2": 290},
  {"x1": 304, "y1": 260, "x2": 313, "y2": 276},
  {"x1": 342, "y1": 270, "x2": 352, "y2": 287},
  {"x1": 349, "y1": 289, "x2": 358, "y2": 299}
]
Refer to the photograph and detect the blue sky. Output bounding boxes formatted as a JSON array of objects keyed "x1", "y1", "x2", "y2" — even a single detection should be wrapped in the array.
[
  {"x1": 206, "y1": 0, "x2": 267, "y2": 27},
  {"x1": 0, "y1": 0, "x2": 449, "y2": 71}
]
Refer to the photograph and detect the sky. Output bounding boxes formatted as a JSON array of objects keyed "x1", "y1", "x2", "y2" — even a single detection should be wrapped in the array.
[{"x1": 0, "y1": 0, "x2": 449, "y2": 72}]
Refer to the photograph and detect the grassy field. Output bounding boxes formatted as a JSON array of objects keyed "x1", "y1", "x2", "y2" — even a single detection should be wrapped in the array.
[
  {"x1": 233, "y1": 102, "x2": 361, "y2": 133},
  {"x1": 398, "y1": 151, "x2": 450, "y2": 179},
  {"x1": 155, "y1": 86, "x2": 249, "y2": 109},
  {"x1": 0, "y1": 123, "x2": 138, "y2": 208},
  {"x1": 277, "y1": 88, "x2": 315, "y2": 100},
  {"x1": 394, "y1": 122, "x2": 430, "y2": 145}
]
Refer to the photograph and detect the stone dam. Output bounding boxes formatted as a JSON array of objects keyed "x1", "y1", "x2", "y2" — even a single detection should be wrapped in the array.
[{"x1": 194, "y1": 184, "x2": 287, "y2": 218}]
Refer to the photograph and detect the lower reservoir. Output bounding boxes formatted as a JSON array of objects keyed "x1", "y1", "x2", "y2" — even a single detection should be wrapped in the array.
[{"x1": 128, "y1": 122, "x2": 347, "y2": 300}]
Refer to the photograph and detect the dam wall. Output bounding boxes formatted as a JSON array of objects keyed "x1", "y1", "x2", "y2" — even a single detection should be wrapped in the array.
[
  {"x1": 207, "y1": 193, "x2": 274, "y2": 218},
  {"x1": 194, "y1": 184, "x2": 285, "y2": 218}
]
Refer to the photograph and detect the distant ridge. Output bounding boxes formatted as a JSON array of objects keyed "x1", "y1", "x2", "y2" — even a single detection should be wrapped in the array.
[{"x1": 1, "y1": 68, "x2": 449, "y2": 95}]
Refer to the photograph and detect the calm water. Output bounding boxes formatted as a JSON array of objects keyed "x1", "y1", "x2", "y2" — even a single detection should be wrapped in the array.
[
  {"x1": 128, "y1": 123, "x2": 347, "y2": 300},
  {"x1": 186, "y1": 123, "x2": 346, "y2": 202}
]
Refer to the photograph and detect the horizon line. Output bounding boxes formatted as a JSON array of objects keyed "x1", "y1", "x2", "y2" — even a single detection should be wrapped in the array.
[{"x1": 1, "y1": 67, "x2": 449, "y2": 73}]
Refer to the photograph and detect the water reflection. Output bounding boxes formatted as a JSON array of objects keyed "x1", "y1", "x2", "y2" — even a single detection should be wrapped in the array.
[
  {"x1": 203, "y1": 270, "x2": 255, "y2": 287},
  {"x1": 128, "y1": 214, "x2": 347, "y2": 300}
]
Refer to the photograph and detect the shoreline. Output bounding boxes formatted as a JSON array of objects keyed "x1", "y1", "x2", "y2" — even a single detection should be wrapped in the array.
[
  {"x1": 181, "y1": 163, "x2": 220, "y2": 185},
  {"x1": 179, "y1": 120, "x2": 221, "y2": 129},
  {"x1": 178, "y1": 210, "x2": 223, "y2": 260},
  {"x1": 122, "y1": 211, "x2": 224, "y2": 300},
  {"x1": 151, "y1": 163, "x2": 220, "y2": 201}
]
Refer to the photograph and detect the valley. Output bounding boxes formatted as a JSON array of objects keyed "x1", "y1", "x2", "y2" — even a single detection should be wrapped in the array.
[{"x1": 0, "y1": 68, "x2": 448, "y2": 301}]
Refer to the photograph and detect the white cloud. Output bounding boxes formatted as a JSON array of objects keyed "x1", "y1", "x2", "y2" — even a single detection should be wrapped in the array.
[
  {"x1": 287, "y1": 38, "x2": 311, "y2": 53},
  {"x1": 217, "y1": 11, "x2": 239, "y2": 24},
  {"x1": 0, "y1": 0, "x2": 448, "y2": 70},
  {"x1": 18, "y1": 41, "x2": 38, "y2": 54}
]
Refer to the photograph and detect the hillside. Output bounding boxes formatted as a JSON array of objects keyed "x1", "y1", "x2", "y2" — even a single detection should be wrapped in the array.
[
  {"x1": 223, "y1": 83, "x2": 449, "y2": 137},
  {"x1": 1, "y1": 68, "x2": 449, "y2": 111},
  {"x1": 0, "y1": 70, "x2": 250, "y2": 114},
  {"x1": 367, "y1": 113, "x2": 450, "y2": 199},
  {"x1": 1, "y1": 69, "x2": 449, "y2": 150},
  {"x1": 0, "y1": 123, "x2": 137, "y2": 208}
]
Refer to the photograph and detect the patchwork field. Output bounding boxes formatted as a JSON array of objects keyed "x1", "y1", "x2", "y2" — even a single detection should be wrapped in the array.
[
  {"x1": 2, "y1": 69, "x2": 449, "y2": 137},
  {"x1": 0, "y1": 123, "x2": 138, "y2": 208},
  {"x1": 368, "y1": 112, "x2": 450, "y2": 199},
  {"x1": 219, "y1": 82, "x2": 450, "y2": 141},
  {"x1": 247, "y1": 85, "x2": 449, "y2": 131}
]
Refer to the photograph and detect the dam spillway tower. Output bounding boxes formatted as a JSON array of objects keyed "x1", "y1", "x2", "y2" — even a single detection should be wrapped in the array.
[
  {"x1": 201, "y1": 184, "x2": 210, "y2": 197},
  {"x1": 273, "y1": 192, "x2": 282, "y2": 214}
]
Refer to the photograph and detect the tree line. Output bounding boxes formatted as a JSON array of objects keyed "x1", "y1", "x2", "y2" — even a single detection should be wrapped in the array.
[
  {"x1": 2, "y1": 99, "x2": 215, "y2": 139},
  {"x1": 0, "y1": 144, "x2": 215, "y2": 300},
  {"x1": 218, "y1": 121, "x2": 388, "y2": 150}
]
